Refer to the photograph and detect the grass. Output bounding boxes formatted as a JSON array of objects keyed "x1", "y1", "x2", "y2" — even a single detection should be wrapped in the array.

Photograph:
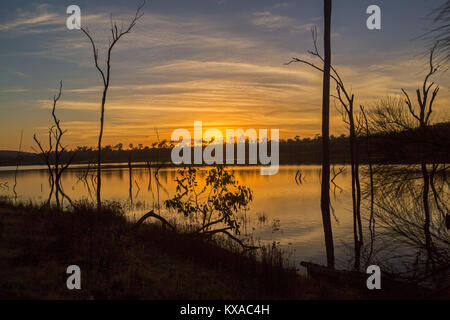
[{"x1": 0, "y1": 197, "x2": 382, "y2": 300}]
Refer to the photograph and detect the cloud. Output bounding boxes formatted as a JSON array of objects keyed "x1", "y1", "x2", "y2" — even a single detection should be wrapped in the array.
[
  {"x1": 0, "y1": 13, "x2": 59, "y2": 32},
  {"x1": 1, "y1": 88, "x2": 29, "y2": 93},
  {"x1": 11, "y1": 71, "x2": 31, "y2": 78},
  {"x1": 251, "y1": 11, "x2": 312, "y2": 32},
  {"x1": 66, "y1": 86, "x2": 104, "y2": 93},
  {"x1": 37, "y1": 99, "x2": 99, "y2": 111},
  {"x1": 272, "y1": 2, "x2": 290, "y2": 9},
  {"x1": 147, "y1": 60, "x2": 317, "y2": 80},
  {"x1": 1, "y1": 1, "x2": 449, "y2": 150},
  {"x1": 0, "y1": 4, "x2": 105, "y2": 34}
]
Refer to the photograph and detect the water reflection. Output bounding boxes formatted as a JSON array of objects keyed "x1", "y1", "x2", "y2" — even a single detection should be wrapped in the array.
[
  {"x1": 0, "y1": 163, "x2": 448, "y2": 285},
  {"x1": 0, "y1": 165, "x2": 354, "y2": 267},
  {"x1": 366, "y1": 164, "x2": 449, "y2": 289}
]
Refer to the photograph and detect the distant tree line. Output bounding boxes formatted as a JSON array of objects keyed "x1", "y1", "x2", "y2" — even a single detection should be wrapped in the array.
[{"x1": 3, "y1": 122, "x2": 448, "y2": 167}]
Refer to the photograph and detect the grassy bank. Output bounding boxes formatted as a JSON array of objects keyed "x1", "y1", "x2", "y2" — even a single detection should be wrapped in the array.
[{"x1": 0, "y1": 198, "x2": 434, "y2": 300}]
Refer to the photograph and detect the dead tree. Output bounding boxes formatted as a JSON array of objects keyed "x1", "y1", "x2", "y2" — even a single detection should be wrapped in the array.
[
  {"x1": 360, "y1": 105, "x2": 375, "y2": 265},
  {"x1": 287, "y1": 1, "x2": 335, "y2": 268},
  {"x1": 320, "y1": 0, "x2": 335, "y2": 269},
  {"x1": 13, "y1": 129, "x2": 23, "y2": 202},
  {"x1": 364, "y1": 96, "x2": 449, "y2": 285},
  {"x1": 128, "y1": 149, "x2": 133, "y2": 205},
  {"x1": 330, "y1": 165, "x2": 345, "y2": 197},
  {"x1": 80, "y1": 1, "x2": 145, "y2": 211},
  {"x1": 335, "y1": 85, "x2": 364, "y2": 270},
  {"x1": 33, "y1": 81, "x2": 75, "y2": 209},
  {"x1": 401, "y1": 44, "x2": 440, "y2": 273},
  {"x1": 427, "y1": 0, "x2": 450, "y2": 64},
  {"x1": 287, "y1": 25, "x2": 364, "y2": 270}
]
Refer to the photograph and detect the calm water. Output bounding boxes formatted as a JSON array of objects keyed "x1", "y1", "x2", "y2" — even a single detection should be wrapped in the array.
[{"x1": 0, "y1": 164, "x2": 369, "y2": 270}]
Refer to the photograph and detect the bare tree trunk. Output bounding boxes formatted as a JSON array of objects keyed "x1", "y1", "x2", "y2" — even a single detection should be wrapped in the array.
[
  {"x1": 13, "y1": 129, "x2": 23, "y2": 203},
  {"x1": 33, "y1": 82, "x2": 75, "y2": 209},
  {"x1": 401, "y1": 44, "x2": 440, "y2": 275},
  {"x1": 421, "y1": 161, "x2": 434, "y2": 272},
  {"x1": 320, "y1": 0, "x2": 335, "y2": 268},
  {"x1": 97, "y1": 88, "x2": 108, "y2": 210},
  {"x1": 81, "y1": 2, "x2": 145, "y2": 212},
  {"x1": 360, "y1": 105, "x2": 375, "y2": 264},
  {"x1": 129, "y1": 150, "x2": 133, "y2": 205},
  {"x1": 420, "y1": 124, "x2": 434, "y2": 273},
  {"x1": 348, "y1": 104, "x2": 363, "y2": 270},
  {"x1": 349, "y1": 114, "x2": 358, "y2": 269}
]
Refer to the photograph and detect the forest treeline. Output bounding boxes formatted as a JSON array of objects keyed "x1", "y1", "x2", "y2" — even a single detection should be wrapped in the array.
[{"x1": 2, "y1": 121, "x2": 448, "y2": 167}]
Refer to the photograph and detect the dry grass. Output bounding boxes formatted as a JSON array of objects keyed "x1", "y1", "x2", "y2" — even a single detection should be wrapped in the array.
[{"x1": 0, "y1": 198, "x2": 356, "y2": 300}]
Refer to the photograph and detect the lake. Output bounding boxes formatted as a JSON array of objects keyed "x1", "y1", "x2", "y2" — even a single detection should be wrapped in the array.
[{"x1": 0, "y1": 164, "x2": 424, "y2": 271}]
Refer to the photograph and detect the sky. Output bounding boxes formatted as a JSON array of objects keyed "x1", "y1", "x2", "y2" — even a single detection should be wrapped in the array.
[{"x1": 0, "y1": 0, "x2": 449, "y2": 151}]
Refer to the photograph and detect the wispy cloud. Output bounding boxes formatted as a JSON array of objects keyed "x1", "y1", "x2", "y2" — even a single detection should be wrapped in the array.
[
  {"x1": 1, "y1": 1, "x2": 449, "y2": 150},
  {"x1": 0, "y1": 4, "x2": 62, "y2": 33},
  {"x1": 2, "y1": 88, "x2": 29, "y2": 93},
  {"x1": 251, "y1": 11, "x2": 312, "y2": 32},
  {"x1": 11, "y1": 71, "x2": 31, "y2": 78},
  {"x1": 272, "y1": 2, "x2": 290, "y2": 9},
  {"x1": 0, "y1": 4, "x2": 105, "y2": 34}
]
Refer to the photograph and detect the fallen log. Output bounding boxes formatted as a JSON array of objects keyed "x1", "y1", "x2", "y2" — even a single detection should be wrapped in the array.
[{"x1": 135, "y1": 210, "x2": 176, "y2": 231}]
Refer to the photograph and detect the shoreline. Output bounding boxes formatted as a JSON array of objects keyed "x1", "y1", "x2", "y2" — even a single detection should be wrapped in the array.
[
  {"x1": 1, "y1": 161, "x2": 447, "y2": 173},
  {"x1": 0, "y1": 198, "x2": 443, "y2": 300}
]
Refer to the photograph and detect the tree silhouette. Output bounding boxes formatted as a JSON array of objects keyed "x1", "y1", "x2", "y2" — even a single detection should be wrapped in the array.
[
  {"x1": 367, "y1": 45, "x2": 447, "y2": 282},
  {"x1": 287, "y1": 26, "x2": 367, "y2": 270},
  {"x1": 80, "y1": 2, "x2": 145, "y2": 210},
  {"x1": 33, "y1": 81, "x2": 75, "y2": 209},
  {"x1": 320, "y1": 0, "x2": 335, "y2": 269},
  {"x1": 401, "y1": 44, "x2": 440, "y2": 272},
  {"x1": 286, "y1": 0, "x2": 335, "y2": 268},
  {"x1": 428, "y1": 0, "x2": 449, "y2": 64},
  {"x1": 136, "y1": 166, "x2": 257, "y2": 252}
]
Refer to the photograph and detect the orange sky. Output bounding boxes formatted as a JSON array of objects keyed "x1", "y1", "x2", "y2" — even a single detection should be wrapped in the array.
[{"x1": 0, "y1": 1, "x2": 449, "y2": 151}]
